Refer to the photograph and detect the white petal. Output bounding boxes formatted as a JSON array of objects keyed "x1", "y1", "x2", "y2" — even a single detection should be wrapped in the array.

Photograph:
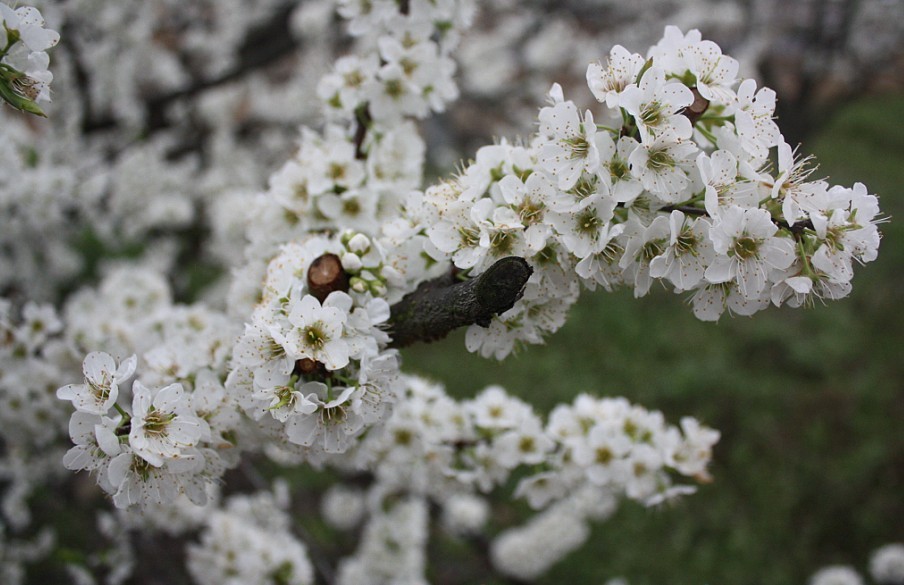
[
  {"x1": 321, "y1": 339, "x2": 350, "y2": 370},
  {"x1": 153, "y1": 383, "x2": 184, "y2": 412},
  {"x1": 114, "y1": 355, "x2": 138, "y2": 382},
  {"x1": 704, "y1": 256, "x2": 734, "y2": 283},
  {"x1": 83, "y1": 352, "x2": 116, "y2": 384}
]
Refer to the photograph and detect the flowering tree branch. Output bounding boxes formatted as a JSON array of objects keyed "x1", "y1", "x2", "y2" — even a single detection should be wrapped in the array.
[
  {"x1": 387, "y1": 257, "x2": 533, "y2": 348},
  {"x1": 8, "y1": 0, "x2": 887, "y2": 582}
]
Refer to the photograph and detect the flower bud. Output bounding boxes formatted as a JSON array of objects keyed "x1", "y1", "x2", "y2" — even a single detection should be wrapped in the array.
[
  {"x1": 348, "y1": 233, "x2": 371, "y2": 254},
  {"x1": 349, "y1": 276, "x2": 368, "y2": 293},
  {"x1": 341, "y1": 252, "x2": 363, "y2": 273}
]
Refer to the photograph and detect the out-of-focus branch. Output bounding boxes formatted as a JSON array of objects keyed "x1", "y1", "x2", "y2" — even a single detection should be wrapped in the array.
[{"x1": 81, "y1": 2, "x2": 301, "y2": 134}]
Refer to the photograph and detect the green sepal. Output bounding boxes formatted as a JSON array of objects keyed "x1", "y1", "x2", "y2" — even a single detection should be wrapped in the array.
[{"x1": 0, "y1": 74, "x2": 46, "y2": 117}]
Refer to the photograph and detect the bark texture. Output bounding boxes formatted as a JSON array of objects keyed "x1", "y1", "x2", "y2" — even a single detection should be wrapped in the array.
[{"x1": 387, "y1": 257, "x2": 533, "y2": 348}]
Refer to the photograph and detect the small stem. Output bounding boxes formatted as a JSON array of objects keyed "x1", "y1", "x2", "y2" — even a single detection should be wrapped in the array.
[
  {"x1": 659, "y1": 204, "x2": 708, "y2": 217},
  {"x1": 596, "y1": 124, "x2": 620, "y2": 134},
  {"x1": 1, "y1": 27, "x2": 18, "y2": 57},
  {"x1": 695, "y1": 123, "x2": 720, "y2": 147},
  {"x1": 353, "y1": 105, "x2": 371, "y2": 160},
  {"x1": 796, "y1": 235, "x2": 816, "y2": 278},
  {"x1": 113, "y1": 402, "x2": 129, "y2": 418}
]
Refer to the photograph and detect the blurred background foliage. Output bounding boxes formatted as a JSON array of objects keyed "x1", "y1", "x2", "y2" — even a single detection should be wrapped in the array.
[{"x1": 403, "y1": 96, "x2": 904, "y2": 585}]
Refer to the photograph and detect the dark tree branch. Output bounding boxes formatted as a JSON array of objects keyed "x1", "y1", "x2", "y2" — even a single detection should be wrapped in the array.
[
  {"x1": 387, "y1": 257, "x2": 533, "y2": 349},
  {"x1": 659, "y1": 204, "x2": 708, "y2": 217},
  {"x1": 658, "y1": 203, "x2": 816, "y2": 235},
  {"x1": 681, "y1": 88, "x2": 710, "y2": 127}
]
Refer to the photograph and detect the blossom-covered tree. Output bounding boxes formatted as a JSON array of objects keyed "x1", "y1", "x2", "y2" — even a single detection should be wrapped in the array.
[{"x1": 0, "y1": 1, "x2": 897, "y2": 584}]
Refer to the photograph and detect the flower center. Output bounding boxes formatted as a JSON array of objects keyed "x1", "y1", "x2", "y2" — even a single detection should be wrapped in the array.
[
  {"x1": 518, "y1": 198, "x2": 544, "y2": 225},
  {"x1": 343, "y1": 198, "x2": 361, "y2": 215},
  {"x1": 609, "y1": 158, "x2": 629, "y2": 180},
  {"x1": 490, "y1": 230, "x2": 515, "y2": 255},
  {"x1": 88, "y1": 373, "x2": 112, "y2": 401},
  {"x1": 319, "y1": 404, "x2": 348, "y2": 426},
  {"x1": 329, "y1": 163, "x2": 346, "y2": 181},
  {"x1": 143, "y1": 409, "x2": 175, "y2": 436},
  {"x1": 458, "y1": 225, "x2": 480, "y2": 247},
  {"x1": 647, "y1": 148, "x2": 676, "y2": 171},
  {"x1": 385, "y1": 79, "x2": 404, "y2": 99},
  {"x1": 640, "y1": 101, "x2": 664, "y2": 126},
  {"x1": 596, "y1": 446, "x2": 614, "y2": 464},
  {"x1": 676, "y1": 228, "x2": 698, "y2": 255},
  {"x1": 305, "y1": 324, "x2": 328, "y2": 349},
  {"x1": 564, "y1": 135, "x2": 590, "y2": 160},
  {"x1": 731, "y1": 236, "x2": 760, "y2": 260},
  {"x1": 576, "y1": 209, "x2": 602, "y2": 236},
  {"x1": 570, "y1": 175, "x2": 598, "y2": 200},
  {"x1": 131, "y1": 456, "x2": 154, "y2": 482},
  {"x1": 272, "y1": 385, "x2": 297, "y2": 411},
  {"x1": 343, "y1": 70, "x2": 364, "y2": 88},
  {"x1": 640, "y1": 239, "x2": 666, "y2": 263}
]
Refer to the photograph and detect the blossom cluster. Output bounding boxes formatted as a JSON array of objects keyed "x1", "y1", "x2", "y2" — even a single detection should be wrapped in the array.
[
  {"x1": 335, "y1": 496, "x2": 429, "y2": 585},
  {"x1": 490, "y1": 486, "x2": 617, "y2": 580},
  {"x1": 228, "y1": 233, "x2": 401, "y2": 462},
  {"x1": 321, "y1": 0, "x2": 469, "y2": 123},
  {"x1": 235, "y1": 0, "x2": 476, "y2": 298},
  {"x1": 187, "y1": 486, "x2": 314, "y2": 585},
  {"x1": 357, "y1": 378, "x2": 718, "y2": 508},
  {"x1": 57, "y1": 351, "x2": 221, "y2": 509},
  {"x1": 412, "y1": 27, "x2": 883, "y2": 359},
  {"x1": 0, "y1": 3, "x2": 58, "y2": 115},
  {"x1": 26, "y1": 263, "x2": 241, "y2": 511},
  {"x1": 325, "y1": 377, "x2": 718, "y2": 582},
  {"x1": 0, "y1": 299, "x2": 69, "y2": 450}
]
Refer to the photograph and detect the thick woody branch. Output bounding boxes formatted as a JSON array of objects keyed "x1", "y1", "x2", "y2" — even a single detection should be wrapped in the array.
[
  {"x1": 302, "y1": 253, "x2": 532, "y2": 348},
  {"x1": 387, "y1": 257, "x2": 533, "y2": 349}
]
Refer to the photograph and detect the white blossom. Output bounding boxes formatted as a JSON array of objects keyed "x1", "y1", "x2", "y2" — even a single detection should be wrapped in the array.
[{"x1": 56, "y1": 352, "x2": 137, "y2": 416}]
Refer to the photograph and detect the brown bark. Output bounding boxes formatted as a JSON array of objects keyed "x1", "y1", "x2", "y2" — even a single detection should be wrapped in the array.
[{"x1": 386, "y1": 257, "x2": 533, "y2": 349}]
